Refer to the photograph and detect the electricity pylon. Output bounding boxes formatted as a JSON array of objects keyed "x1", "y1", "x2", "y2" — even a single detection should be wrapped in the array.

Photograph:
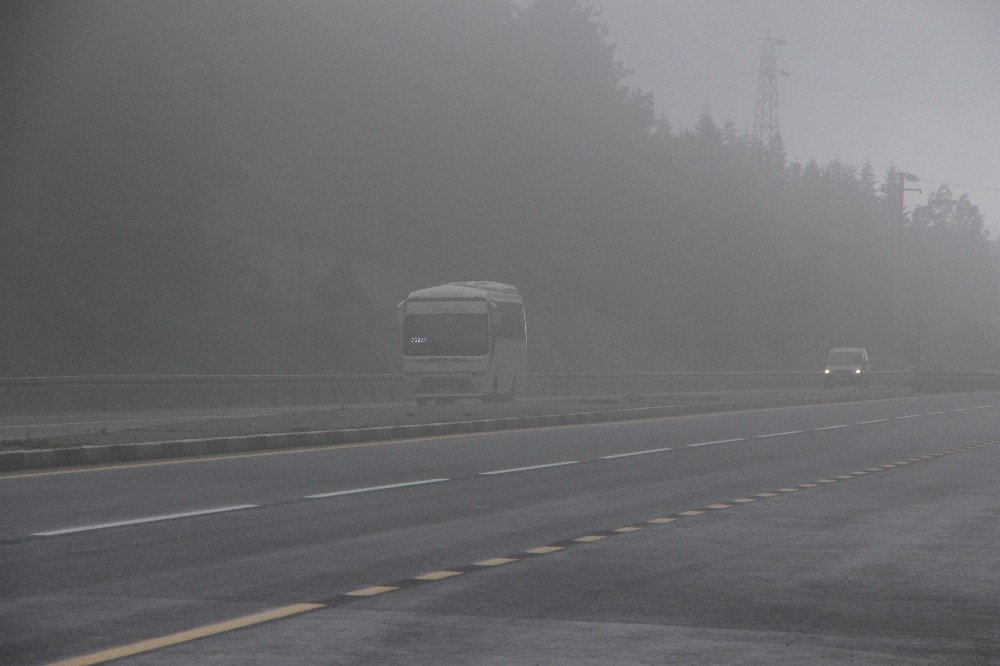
[{"x1": 750, "y1": 31, "x2": 788, "y2": 152}]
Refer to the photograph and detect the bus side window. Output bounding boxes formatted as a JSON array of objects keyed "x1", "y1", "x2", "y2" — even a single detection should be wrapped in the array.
[{"x1": 495, "y1": 302, "x2": 525, "y2": 340}]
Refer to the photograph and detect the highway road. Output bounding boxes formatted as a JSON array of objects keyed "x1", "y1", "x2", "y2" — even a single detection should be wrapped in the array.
[{"x1": 2, "y1": 391, "x2": 999, "y2": 664}]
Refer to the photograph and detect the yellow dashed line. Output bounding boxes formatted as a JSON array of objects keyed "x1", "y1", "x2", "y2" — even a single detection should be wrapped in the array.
[
  {"x1": 475, "y1": 557, "x2": 517, "y2": 566},
  {"x1": 894, "y1": 461, "x2": 910, "y2": 465},
  {"x1": 525, "y1": 546, "x2": 564, "y2": 554},
  {"x1": 798, "y1": 483, "x2": 818, "y2": 488},
  {"x1": 705, "y1": 504, "x2": 732, "y2": 509},
  {"x1": 835, "y1": 475, "x2": 853, "y2": 479},
  {"x1": 613, "y1": 526, "x2": 642, "y2": 533},
  {"x1": 865, "y1": 467, "x2": 883, "y2": 471},
  {"x1": 850, "y1": 471, "x2": 867, "y2": 475},
  {"x1": 50, "y1": 604, "x2": 325, "y2": 665},
  {"x1": 574, "y1": 535, "x2": 607, "y2": 542},
  {"x1": 817, "y1": 479, "x2": 837, "y2": 483},
  {"x1": 776, "y1": 488, "x2": 798, "y2": 492},
  {"x1": 647, "y1": 517, "x2": 676, "y2": 524},
  {"x1": 678, "y1": 510, "x2": 705, "y2": 516},
  {"x1": 732, "y1": 498, "x2": 756, "y2": 503},
  {"x1": 346, "y1": 585, "x2": 398, "y2": 597},
  {"x1": 882, "y1": 464, "x2": 896, "y2": 468},
  {"x1": 413, "y1": 570, "x2": 462, "y2": 581},
  {"x1": 755, "y1": 492, "x2": 779, "y2": 497}
]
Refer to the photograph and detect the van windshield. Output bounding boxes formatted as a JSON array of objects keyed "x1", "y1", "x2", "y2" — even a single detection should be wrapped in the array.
[{"x1": 827, "y1": 351, "x2": 864, "y2": 365}]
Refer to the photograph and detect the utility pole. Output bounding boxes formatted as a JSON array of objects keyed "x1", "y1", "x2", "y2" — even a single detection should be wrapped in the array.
[
  {"x1": 295, "y1": 224, "x2": 309, "y2": 374},
  {"x1": 882, "y1": 171, "x2": 921, "y2": 364},
  {"x1": 750, "y1": 30, "x2": 788, "y2": 152}
]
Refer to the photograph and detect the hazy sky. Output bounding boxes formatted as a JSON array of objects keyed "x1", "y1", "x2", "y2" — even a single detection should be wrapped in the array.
[{"x1": 594, "y1": 0, "x2": 1000, "y2": 232}]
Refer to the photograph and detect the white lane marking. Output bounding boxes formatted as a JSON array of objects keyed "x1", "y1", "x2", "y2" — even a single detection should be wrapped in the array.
[
  {"x1": 894, "y1": 414, "x2": 920, "y2": 419},
  {"x1": 755, "y1": 430, "x2": 802, "y2": 438},
  {"x1": 973, "y1": 405, "x2": 992, "y2": 409},
  {"x1": 33, "y1": 504, "x2": 259, "y2": 536},
  {"x1": 306, "y1": 478, "x2": 448, "y2": 498},
  {"x1": 856, "y1": 419, "x2": 888, "y2": 424},
  {"x1": 480, "y1": 461, "x2": 579, "y2": 475},
  {"x1": 925, "y1": 411, "x2": 948, "y2": 415},
  {"x1": 600, "y1": 447, "x2": 673, "y2": 459},
  {"x1": 953, "y1": 408, "x2": 971, "y2": 412},
  {"x1": 812, "y1": 424, "x2": 850, "y2": 431},
  {"x1": 686, "y1": 438, "x2": 745, "y2": 448}
]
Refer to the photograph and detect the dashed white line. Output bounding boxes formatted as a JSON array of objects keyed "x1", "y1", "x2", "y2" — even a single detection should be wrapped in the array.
[
  {"x1": 33, "y1": 504, "x2": 259, "y2": 536},
  {"x1": 480, "y1": 461, "x2": 579, "y2": 475},
  {"x1": 953, "y1": 408, "x2": 972, "y2": 412},
  {"x1": 856, "y1": 419, "x2": 888, "y2": 424},
  {"x1": 894, "y1": 414, "x2": 920, "y2": 420},
  {"x1": 812, "y1": 424, "x2": 850, "y2": 431},
  {"x1": 600, "y1": 447, "x2": 673, "y2": 459},
  {"x1": 973, "y1": 405, "x2": 992, "y2": 409},
  {"x1": 925, "y1": 411, "x2": 948, "y2": 415},
  {"x1": 686, "y1": 438, "x2": 745, "y2": 448},
  {"x1": 755, "y1": 430, "x2": 802, "y2": 439},
  {"x1": 306, "y1": 478, "x2": 449, "y2": 498}
]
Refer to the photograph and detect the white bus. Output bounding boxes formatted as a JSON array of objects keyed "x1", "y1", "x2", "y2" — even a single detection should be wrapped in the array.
[{"x1": 398, "y1": 282, "x2": 527, "y2": 404}]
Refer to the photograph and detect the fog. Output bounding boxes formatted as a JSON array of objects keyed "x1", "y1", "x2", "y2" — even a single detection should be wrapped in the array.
[{"x1": 3, "y1": 0, "x2": 999, "y2": 376}]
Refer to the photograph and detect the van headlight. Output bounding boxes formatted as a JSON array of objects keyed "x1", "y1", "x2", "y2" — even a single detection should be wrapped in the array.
[
  {"x1": 823, "y1": 368, "x2": 830, "y2": 374},
  {"x1": 855, "y1": 368, "x2": 861, "y2": 374}
]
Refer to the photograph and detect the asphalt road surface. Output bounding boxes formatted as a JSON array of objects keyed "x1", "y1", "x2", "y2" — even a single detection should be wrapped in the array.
[{"x1": 3, "y1": 391, "x2": 999, "y2": 664}]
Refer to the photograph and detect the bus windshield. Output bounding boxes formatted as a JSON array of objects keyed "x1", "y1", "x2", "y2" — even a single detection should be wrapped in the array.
[{"x1": 403, "y1": 313, "x2": 489, "y2": 356}]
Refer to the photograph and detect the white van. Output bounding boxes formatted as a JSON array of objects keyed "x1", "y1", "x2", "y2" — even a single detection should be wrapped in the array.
[{"x1": 823, "y1": 347, "x2": 870, "y2": 387}]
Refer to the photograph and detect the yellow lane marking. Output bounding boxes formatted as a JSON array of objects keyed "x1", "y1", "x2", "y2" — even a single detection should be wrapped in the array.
[
  {"x1": 776, "y1": 488, "x2": 798, "y2": 492},
  {"x1": 755, "y1": 492, "x2": 778, "y2": 497},
  {"x1": 475, "y1": 557, "x2": 517, "y2": 566},
  {"x1": 732, "y1": 498, "x2": 756, "y2": 503},
  {"x1": 895, "y1": 461, "x2": 910, "y2": 465},
  {"x1": 647, "y1": 517, "x2": 676, "y2": 524},
  {"x1": 413, "y1": 570, "x2": 462, "y2": 581},
  {"x1": 835, "y1": 475, "x2": 853, "y2": 479},
  {"x1": 3, "y1": 393, "x2": 942, "y2": 481},
  {"x1": 706, "y1": 504, "x2": 732, "y2": 509},
  {"x1": 678, "y1": 510, "x2": 705, "y2": 516},
  {"x1": 613, "y1": 526, "x2": 642, "y2": 532},
  {"x1": 798, "y1": 483, "x2": 818, "y2": 488},
  {"x1": 817, "y1": 479, "x2": 837, "y2": 483},
  {"x1": 525, "y1": 546, "x2": 564, "y2": 554},
  {"x1": 881, "y1": 465, "x2": 896, "y2": 468},
  {"x1": 865, "y1": 467, "x2": 883, "y2": 471},
  {"x1": 50, "y1": 603, "x2": 324, "y2": 666},
  {"x1": 346, "y1": 585, "x2": 398, "y2": 597},
  {"x1": 574, "y1": 535, "x2": 607, "y2": 542}
]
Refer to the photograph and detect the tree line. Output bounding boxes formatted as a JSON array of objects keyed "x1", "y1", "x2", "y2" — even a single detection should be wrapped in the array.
[{"x1": 2, "y1": 0, "x2": 996, "y2": 375}]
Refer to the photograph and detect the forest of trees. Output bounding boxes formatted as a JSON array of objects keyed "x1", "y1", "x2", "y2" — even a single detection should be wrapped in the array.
[{"x1": 2, "y1": 0, "x2": 997, "y2": 376}]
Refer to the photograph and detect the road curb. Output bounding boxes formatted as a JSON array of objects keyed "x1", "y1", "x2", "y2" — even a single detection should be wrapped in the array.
[{"x1": 0, "y1": 390, "x2": 908, "y2": 472}]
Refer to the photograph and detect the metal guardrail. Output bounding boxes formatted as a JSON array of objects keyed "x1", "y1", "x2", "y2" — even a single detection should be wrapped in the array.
[{"x1": 0, "y1": 371, "x2": 909, "y2": 416}]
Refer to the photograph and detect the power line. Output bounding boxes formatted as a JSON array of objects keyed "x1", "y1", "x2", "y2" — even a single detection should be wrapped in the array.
[
  {"x1": 918, "y1": 179, "x2": 1000, "y2": 194},
  {"x1": 793, "y1": 76, "x2": 1000, "y2": 124}
]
